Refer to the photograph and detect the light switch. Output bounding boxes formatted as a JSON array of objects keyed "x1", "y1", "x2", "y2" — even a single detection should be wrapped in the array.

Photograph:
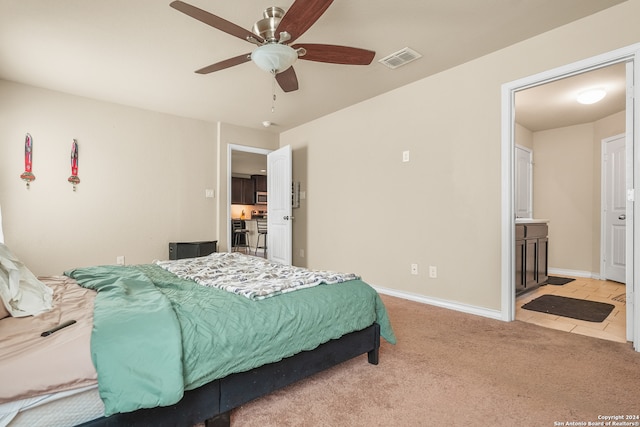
[
  {"x1": 402, "y1": 151, "x2": 410, "y2": 162},
  {"x1": 205, "y1": 189, "x2": 215, "y2": 198}
]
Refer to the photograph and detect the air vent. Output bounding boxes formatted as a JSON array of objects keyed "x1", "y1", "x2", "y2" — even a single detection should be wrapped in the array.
[{"x1": 378, "y1": 47, "x2": 422, "y2": 69}]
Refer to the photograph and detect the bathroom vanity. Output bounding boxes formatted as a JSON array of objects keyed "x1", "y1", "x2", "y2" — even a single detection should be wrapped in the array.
[{"x1": 515, "y1": 219, "x2": 549, "y2": 295}]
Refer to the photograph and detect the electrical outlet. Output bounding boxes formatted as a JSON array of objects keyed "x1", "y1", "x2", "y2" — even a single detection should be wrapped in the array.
[
  {"x1": 299, "y1": 249, "x2": 305, "y2": 258},
  {"x1": 429, "y1": 266, "x2": 437, "y2": 278},
  {"x1": 116, "y1": 256, "x2": 125, "y2": 265},
  {"x1": 410, "y1": 264, "x2": 418, "y2": 275}
]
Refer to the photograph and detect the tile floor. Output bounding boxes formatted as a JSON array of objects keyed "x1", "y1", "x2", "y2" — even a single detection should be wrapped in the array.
[{"x1": 516, "y1": 276, "x2": 627, "y2": 343}]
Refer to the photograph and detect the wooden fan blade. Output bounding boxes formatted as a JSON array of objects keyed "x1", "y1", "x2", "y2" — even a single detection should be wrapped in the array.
[
  {"x1": 276, "y1": 0, "x2": 334, "y2": 43},
  {"x1": 276, "y1": 67, "x2": 299, "y2": 92},
  {"x1": 195, "y1": 53, "x2": 252, "y2": 74},
  {"x1": 293, "y1": 44, "x2": 375, "y2": 65},
  {"x1": 170, "y1": 1, "x2": 263, "y2": 44}
]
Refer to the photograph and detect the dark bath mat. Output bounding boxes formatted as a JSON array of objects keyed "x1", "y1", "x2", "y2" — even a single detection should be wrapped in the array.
[
  {"x1": 545, "y1": 276, "x2": 576, "y2": 285},
  {"x1": 522, "y1": 294, "x2": 614, "y2": 322}
]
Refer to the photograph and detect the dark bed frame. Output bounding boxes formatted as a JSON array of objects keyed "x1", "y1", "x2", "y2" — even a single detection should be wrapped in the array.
[{"x1": 78, "y1": 323, "x2": 381, "y2": 427}]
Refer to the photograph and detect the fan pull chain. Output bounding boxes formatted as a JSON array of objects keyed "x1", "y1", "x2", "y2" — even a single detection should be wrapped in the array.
[{"x1": 271, "y1": 72, "x2": 277, "y2": 113}]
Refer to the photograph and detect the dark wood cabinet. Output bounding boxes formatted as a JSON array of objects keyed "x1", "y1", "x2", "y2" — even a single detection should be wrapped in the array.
[
  {"x1": 515, "y1": 226, "x2": 526, "y2": 294},
  {"x1": 525, "y1": 239, "x2": 538, "y2": 288},
  {"x1": 515, "y1": 223, "x2": 548, "y2": 295},
  {"x1": 537, "y1": 236, "x2": 548, "y2": 285},
  {"x1": 252, "y1": 174, "x2": 267, "y2": 192},
  {"x1": 232, "y1": 177, "x2": 255, "y2": 204}
]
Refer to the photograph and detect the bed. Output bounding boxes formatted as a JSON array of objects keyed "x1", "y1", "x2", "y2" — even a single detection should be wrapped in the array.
[{"x1": 0, "y1": 245, "x2": 395, "y2": 427}]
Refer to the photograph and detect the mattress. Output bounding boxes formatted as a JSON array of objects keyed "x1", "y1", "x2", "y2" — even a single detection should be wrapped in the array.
[{"x1": 1, "y1": 385, "x2": 104, "y2": 427}]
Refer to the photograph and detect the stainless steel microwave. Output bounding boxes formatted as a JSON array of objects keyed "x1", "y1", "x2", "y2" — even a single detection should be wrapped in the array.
[{"x1": 255, "y1": 191, "x2": 267, "y2": 205}]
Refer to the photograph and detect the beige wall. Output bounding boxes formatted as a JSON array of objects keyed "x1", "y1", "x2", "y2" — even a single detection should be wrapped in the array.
[
  {"x1": 534, "y1": 123, "x2": 597, "y2": 272},
  {"x1": 515, "y1": 123, "x2": 533, "y2": 149},
  {"x1": 0, "y1": 81, "x2": 218, "y2": 275},
  {"x1": 532, "y1": 111, "x2": 624, "y2": 276},
  {"x1": 281, "y1": 0, "x2": 640, "y2": 310},
  {"x1": 1, "y1": 1, "x2": 638, "y2": 313}
]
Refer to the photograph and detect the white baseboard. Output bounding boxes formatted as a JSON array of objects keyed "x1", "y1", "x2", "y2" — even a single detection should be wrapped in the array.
[
  {"x1": 372, "y1": 285, "x2": 504, "y2": 321},
  {"x1": 372, "y1": 268, "x2": 602, "y2": 323},
  {"x1": 548, "y1": 268, "x2": 601, "y2": 280}
]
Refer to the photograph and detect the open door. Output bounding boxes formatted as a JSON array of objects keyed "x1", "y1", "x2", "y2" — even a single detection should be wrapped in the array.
[
  {"x1": 267, "y1": 145, "x2": 292, "y2": 265},
  {"x1": 624, "y1": 59, "x2": 635, "y2": 345},
  {"x1": 515, "y1": 146, "x2": 533, "y2": 219}
]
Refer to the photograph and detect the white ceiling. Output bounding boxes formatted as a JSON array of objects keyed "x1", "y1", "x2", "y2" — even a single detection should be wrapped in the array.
[
  {"x1": 0, "y1": 0, "x2": 626, "y2": 132},
  {"x1": 515, "y1": 62, "x2": 627, "y2": 132},
  {"x1": 232, "y1": 151, "x2": 267, "y2": 176}
]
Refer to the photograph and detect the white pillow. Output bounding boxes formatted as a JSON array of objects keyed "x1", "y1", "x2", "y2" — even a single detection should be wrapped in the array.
[{"x1": 0, "y1": 243, "x2": 53, "y2": 317}]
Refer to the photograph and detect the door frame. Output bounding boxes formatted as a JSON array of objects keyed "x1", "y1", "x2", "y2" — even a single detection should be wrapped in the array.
[
  {"x1": 500, "y1": 43, "x2": 640, "y2": 351},
  {"x1": 227, "y1": 144, "x2": 272, "y2": 252},
  {"x1": 601, "y1": 133, "x2": 627, "y2": 283}
]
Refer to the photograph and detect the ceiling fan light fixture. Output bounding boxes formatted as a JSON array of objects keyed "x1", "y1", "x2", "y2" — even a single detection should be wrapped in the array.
[
  {"x1": 251, "y1": 43, "x2": 298, "y2": 74},
  {"x1": 576, "y1": 88, "x2": 607, "y2": 105}
]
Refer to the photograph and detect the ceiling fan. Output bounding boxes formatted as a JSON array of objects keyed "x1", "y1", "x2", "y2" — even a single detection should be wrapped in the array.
[{"x1": 169, "y1": 0, "x2": 376, "y2": 93}]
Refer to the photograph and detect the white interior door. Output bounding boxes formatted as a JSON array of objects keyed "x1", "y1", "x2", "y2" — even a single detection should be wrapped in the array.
[
  {"x1": 515, "y1": 146, "x2": 533, "y2": 219},
  {"x1": 625, "y1": 58, "x2": 635, "y2": 345},
  {"x1": 603, "y1": 134, "x2": 626, "y2": 283},
  {"x1": 267, "y1": 145, "x2": 292, "y2": 265}
]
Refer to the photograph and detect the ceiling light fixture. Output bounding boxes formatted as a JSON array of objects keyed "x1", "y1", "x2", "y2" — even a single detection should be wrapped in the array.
[
  {"x1": 251, "y1": 43, "x2": 303, "y2": 113},
  {"x1": 576, "y1": 88, "x2": 607, "y2": 105},
  {"x1": 251, "y1": 43, "x2": 298, "y2": 74}
]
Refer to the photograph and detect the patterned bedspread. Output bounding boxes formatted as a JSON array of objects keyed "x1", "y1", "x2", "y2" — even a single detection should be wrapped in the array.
[{"x1": 154, "y1": 252, "x2": 360, "y2": 300}]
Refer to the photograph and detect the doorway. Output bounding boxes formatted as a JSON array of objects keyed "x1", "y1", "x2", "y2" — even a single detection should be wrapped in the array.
[
  {"x1": 228, "y1": 145, "x2": 270, "y2": 255},
  {"x1": 501, "y1": 44, "x2": 640, "y2": 352}
]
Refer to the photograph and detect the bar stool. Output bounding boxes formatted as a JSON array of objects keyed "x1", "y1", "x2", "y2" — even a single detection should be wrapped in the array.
[
  {"x1": 232, "y1": 220, "x2": 250, "y2": 253},
  {"x1": 255, "y1": 219, "x2": 267, "y2": 257}
]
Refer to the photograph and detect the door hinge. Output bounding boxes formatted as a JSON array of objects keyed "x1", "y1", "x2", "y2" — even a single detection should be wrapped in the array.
[{"x1": 627, "y1": 189, "x2": 635, "y2": 202}]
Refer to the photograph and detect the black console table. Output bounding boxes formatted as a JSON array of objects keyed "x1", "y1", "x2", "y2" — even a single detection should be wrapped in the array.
[{"x1": 169, "y1": 241, "x2": 217, "y2": 260}]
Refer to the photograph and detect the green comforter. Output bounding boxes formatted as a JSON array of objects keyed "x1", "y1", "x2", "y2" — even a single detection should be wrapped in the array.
[{"x1": 65, "y1": 264, "x2": 395, "y2": 416}]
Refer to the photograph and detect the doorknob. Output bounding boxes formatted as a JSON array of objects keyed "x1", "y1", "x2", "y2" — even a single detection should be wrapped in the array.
[
  {"x1": 619, "y1": 214, "x2": 626, "y2": 220},
  {"x1": 283, "y1": 216, "x2": 295, "y2": 220}
]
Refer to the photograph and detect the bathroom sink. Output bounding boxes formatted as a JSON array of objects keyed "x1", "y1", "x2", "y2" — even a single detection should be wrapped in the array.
[{"x1": 515, "y1": 218, "x2": 549, "y2": 224}]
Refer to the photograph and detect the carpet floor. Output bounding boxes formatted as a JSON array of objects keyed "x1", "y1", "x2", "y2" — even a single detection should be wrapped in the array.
[{"x1": 200, "y1": 294, "x2": 640, "y2": 427}]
